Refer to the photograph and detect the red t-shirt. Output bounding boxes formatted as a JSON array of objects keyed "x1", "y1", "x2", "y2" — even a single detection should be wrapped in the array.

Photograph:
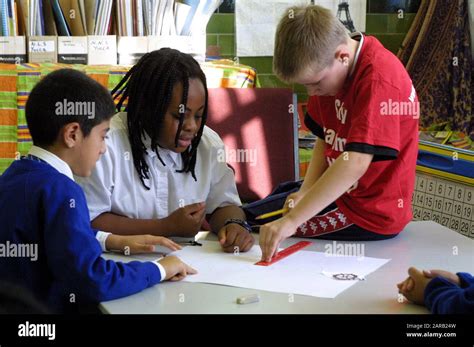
[{"x1": 306, "y1": 34, "x2": 419, "y2": 234}]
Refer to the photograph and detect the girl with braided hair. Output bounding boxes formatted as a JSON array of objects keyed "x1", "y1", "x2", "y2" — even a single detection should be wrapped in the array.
[{"x1": 77, "y1": 48, "x2": 254, "y2": 253}]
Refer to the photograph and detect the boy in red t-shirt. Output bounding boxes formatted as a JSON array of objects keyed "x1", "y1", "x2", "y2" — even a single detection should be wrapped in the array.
[{"x1": 259, "y1": 5, "x2": 419, "y2": 262}]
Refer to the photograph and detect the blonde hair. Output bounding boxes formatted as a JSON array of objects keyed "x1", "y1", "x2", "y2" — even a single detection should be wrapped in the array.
[{"x1": 273, "y1": 5, "x2": 349, "y2": 83}]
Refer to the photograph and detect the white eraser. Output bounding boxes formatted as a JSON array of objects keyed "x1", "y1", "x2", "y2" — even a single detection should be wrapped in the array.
[{"x1": 236, "y1": 294, "x2": 260, "y2": 305}]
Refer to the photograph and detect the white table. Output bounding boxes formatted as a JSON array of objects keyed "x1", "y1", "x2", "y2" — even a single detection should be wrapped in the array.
[{"x1": 99, "y1": 221, "x2": 474, "y2": 314}]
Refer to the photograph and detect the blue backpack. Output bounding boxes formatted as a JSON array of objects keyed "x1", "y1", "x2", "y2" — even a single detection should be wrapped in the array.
[{"x1": 243, "y1": 180, "x2": 303, "y2": 228}]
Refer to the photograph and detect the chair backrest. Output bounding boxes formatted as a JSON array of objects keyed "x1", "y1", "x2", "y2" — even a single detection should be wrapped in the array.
[{"x1": 206, "y1": 88, "x2": 298, "y2": 202}]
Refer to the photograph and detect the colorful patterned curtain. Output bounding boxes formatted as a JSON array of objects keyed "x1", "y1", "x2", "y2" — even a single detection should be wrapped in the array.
[{"x1": 397, "y1": 0, "x2": 474, "y2": 137}]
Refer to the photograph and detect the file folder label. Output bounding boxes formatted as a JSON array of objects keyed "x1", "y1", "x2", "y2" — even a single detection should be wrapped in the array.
[
  {"x1": 29, "y1": 41, "x2": 55, "y2": 53},
  {"x1": 28, "y1": 37, "x2": 58, "y2": 63},
  {"x1": 88, "y1": 35, "x2": 117, "y2": 65},
  {"x1": 58, "y1": 37, "x2": 88, "y2": 64},
  {"x1": 0, "y1": 37, "x2": 27, "y2": 64},
  {"x1": 118, "y1": 36, "x2": 148, "y2": 65}
]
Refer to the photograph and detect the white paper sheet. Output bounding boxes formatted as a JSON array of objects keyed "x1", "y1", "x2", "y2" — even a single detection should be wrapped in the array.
[
  {"x1": 169, "y1": 241, "x2": 390, "y2": 298},
  {"x1": 236, "y1": 0, "x2": 311, "y2": 57}
]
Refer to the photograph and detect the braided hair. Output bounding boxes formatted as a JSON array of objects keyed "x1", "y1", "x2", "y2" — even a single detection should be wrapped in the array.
[{"x1": 111, "y1": 48, "x2": 208, "y2": 189}]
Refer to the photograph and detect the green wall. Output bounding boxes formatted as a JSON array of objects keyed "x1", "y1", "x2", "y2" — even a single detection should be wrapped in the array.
[{"x1": 206, "y1": 1, "x2": 419, "y2": 102}]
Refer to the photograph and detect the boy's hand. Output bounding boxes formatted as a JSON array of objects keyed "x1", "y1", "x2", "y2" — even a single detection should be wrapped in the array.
[
  {"x1": 423, "y1": 269, "x2": 461, "y2": 285},
  {"x1": 259, "y1": 217, "x2": 297, "y2": 262},
  {"x1": 397, "y1": 276, "x2": 415, "y2": 293},
  {"x1": 397, "y1": 267, "x2": 432, "y2": 305},
  {"x1": 165, "y1": 202, "x2": 206, "y2": 237},
  {"x1": 158, "y1": 256, "x2": 197, "y2": 281},
  {"x1": 107, "y1": 234, "x2": 182, "y2": 254},
  {"x1": 217, "y1": 224, "x2": 254, "y2": 253}
]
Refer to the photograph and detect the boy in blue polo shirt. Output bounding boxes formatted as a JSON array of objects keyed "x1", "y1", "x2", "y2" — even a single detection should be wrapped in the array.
[{"x1": 0, "y1": 69, "x2": 196, "y2": 313}]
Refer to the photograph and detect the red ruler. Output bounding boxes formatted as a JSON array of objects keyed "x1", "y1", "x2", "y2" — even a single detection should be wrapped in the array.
[{"x1": 255, "y1": 241, "x2": 312, "y2": 266}]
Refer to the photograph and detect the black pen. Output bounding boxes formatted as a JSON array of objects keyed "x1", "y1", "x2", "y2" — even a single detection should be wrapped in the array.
[{"x1": 179, "y1": 240, "x2": 202, "y2": 246}]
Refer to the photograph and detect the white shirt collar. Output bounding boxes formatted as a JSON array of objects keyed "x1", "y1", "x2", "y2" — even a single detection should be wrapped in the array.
[
  {"x1": 28, "y1": 145, "x2": 75, "y2": 181},
  {"x1": 115, "y1": 111, "x2": 180, "y2": 167},
  {"x1": 349, "y1": 31, "x2": 364, "y2": 77},
  {"x1": 142, "y1": 132, "x2": 180, "y2": 167}
]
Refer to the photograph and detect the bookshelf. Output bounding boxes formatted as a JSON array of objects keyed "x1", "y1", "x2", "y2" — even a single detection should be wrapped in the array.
[{"x1": 0, "y1": 0, "x2": 222, "y2": 64}]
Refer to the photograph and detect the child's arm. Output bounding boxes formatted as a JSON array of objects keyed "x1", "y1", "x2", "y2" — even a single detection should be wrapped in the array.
[
  {"x1": 156, "y1": 256, "x2": 198, "y2": 281},
  {"x1": 92, "y1": 213, "x2": 168, "y2": 236},
  {"x1": 423, "y1": 269, "x2": 460, "y2": 285},
  {"x1": 105, "y1": 234, "x2": 182, "y2": 254},
  {"x1": 208, "y1": 205, "x2": 255, "y2": 253},
  {"x1": 287, "y1": 151, "x2": 373, "y2": 225},
  {"x1": 397, "y1": 267, "x2": 432, "y2": 305},
  {"x1": 398, "y1": 268, "x2": 474, "y2": 313},
  {"x1": 424, "y1": 272, "x2": 474, "y2": 314},
  {"x1": 259, "y1": 150, "x2": 373, "y2": 261},
  {"x1": 44, "y1": 180, "x2": 197, "y2": 304},
  {"x1": 284, "y1": 138, "x2": 328, "y2": 211},
  {"x1": 299, "y1": 138, "x2": 328, "y2": 194},
  {"x1": 91, "y1": 202, "x2": 206, "y2": 237}
]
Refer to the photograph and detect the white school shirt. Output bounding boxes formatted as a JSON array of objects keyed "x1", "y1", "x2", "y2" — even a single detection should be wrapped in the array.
[
  {"x1": 76, "y1": 112, "x2": 242, "y2": 223},
  {"x1": 29, "y1": 146, "x2": 167, "y2": 280},
  {"x1": 28, "y1": 146, "x2": 168, "y2": 280}
]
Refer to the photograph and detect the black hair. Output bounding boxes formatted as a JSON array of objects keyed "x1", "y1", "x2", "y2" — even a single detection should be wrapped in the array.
[
  {"x1": 26, "y1": 69, "x2": 116, "y2": 147},
  {"x1": 111, "y1": 48, "x2": 208, "y2": 189}
]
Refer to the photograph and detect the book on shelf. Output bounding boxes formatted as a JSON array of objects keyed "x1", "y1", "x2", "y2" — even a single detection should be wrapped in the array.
[{"x1": 1, "y1": 0, "x2": 223, "y2": 65}]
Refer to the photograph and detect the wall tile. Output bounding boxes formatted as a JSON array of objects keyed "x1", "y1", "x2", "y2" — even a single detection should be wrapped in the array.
[
  {"x1": 206, "y1": 34, "x2": 218, "y2": 46},
  {"x1": 218, "y1": 34, "x2": 235, "y2": 56},
  {"x1": 239, "y1": 57, "x2": 274, "y2": 74},
  {"x1": 366, "y1": 14, "x2": 389, "y2": 33},
  {"x1": 371, "y1": 33, "x2": 406, "y2": 53},
  {"x1": 207, "y1": 14, "x2": 235, "y2": 34},
  {"x1": 258, "y1": 74, "x2": 291, "y2": 88},
  {"x1": 387, "y1": 13, "x2": 415, "y2": 33}
]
